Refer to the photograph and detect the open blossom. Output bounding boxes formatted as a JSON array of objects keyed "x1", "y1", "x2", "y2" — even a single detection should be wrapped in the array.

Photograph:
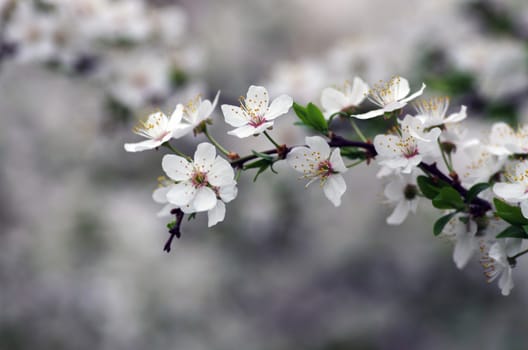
[
  {"x1": 441, "y1": 214, "x2": 478, "y2": 269},
  {"x1": 162, "y1": 143, "x2": 237, "y2": 227},
  {"x1": 152, "y1": 176, "x2": 177, "y2": 218},
  {"x1": 287, "y1": 136, "x2": 347, "y2": 206},
  {"x1": 221, "y1": 85, "x2": 293, "y2": 138},
  {"x1": 320, "y1": 77, "x2": 369, "y2": 119},
  {"x1": 383, "y1": 172, "x2": 419, "y2": 225},
  {"x1": 482, "y1": 238, "x2": 523, "y2": 296},
  {"x1": 352, "y1": 76, "x2": 425, "y2": 120},
  {"x1": 374, "y1": 115, "x2": 441, "y2": 175},
  {"x1": 487, "y1": 122, "x2": 528, "y2": 156},
  {"x1": 171, "y1": 91, "x2": 220, "y2": 138},
  {"x1": 124, "y1": 105, "x2": 184, "y2": 152},
  {"x1": 493, "y1": 161, "x2": 528, "y2": 218},
  {"x1": 413, "y1": 96, "x2": 466, "y2": 128}
]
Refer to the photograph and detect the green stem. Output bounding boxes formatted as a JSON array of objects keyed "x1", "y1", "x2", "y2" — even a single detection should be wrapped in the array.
[
  {"x1": 203, "y1": 126, "x2": 230, "y2": 156},
  {"x1": 346, "y1": 159, "x2": 365, "y2": 168},
  {"x1": 163, "y1": 142, "x2": 191, "y2": 160},
  {"x1": 263, "y1": 130, "x2": 280, "y2": 148},
  {"x1": 235, "y1": 168, "x2": 242, "y2": 181},
  {"x1": 350, "y1": 120, "x2": 367, "y2": 142}
]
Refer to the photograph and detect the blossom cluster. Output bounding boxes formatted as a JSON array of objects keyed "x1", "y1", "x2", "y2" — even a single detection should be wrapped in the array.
[
  {"x1": 125, "y1": 75, "x2": 528, "y2": 296},
  {"x1": 1, "y1": 0, "x2": 200, "y2": 109}
]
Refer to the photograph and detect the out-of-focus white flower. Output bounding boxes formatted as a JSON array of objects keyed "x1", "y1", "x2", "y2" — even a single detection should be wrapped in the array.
[
  {"x1": 149, "y1": 6, "x2": 187, "y2": 45},
  {"x1": 221, "y1": 86, "x2": 292, "y2": 138},
  {"x1": 414, "y1": 97, "x2": 466, "y2": 128},
  {"x1": 97, "y1": 0, "x2": 151, "y2": 42},
  {"x1": 5, "y1": 2, "x2": 58, "y2": 63},
  {"x1": 172, "y1": 91, "x2": 220, "y2": 138},
  {"x1": 352, "y1": 76, "x2": 425, "y2": 119},
  {"x1": 109, "y1": 53, "x2": 171, "y2": 109},
  {"x1": 493, "y1": 161, "x2": 528, "y2": 218},
  {"x1": 124, "y1": 105, "x2": 183, "y2": 152},
  {"x1": 287, "y1": 136, "x2": 347, "y2": 207},
  {"x1": 488, "y1": 122, "x2": 528, "y2": 156},
  {"x1": 320, "y1": 77, "x2": 369, "y2": 119},
  {"x1": 383, "y1": 171, "x2": 419, "y2": 225},
  {"x1": 162, "y1": 143, "x2": 237, "y2": 226},
  {"x1": 374, "y1": 115, "x2": 440, "y2": 175},
  {"x1": 484, "y1": 238, "x2": 523, "y2": 296}
]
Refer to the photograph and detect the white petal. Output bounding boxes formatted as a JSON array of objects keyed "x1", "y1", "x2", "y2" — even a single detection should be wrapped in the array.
[
  {"x1": 251, "y1": 121, "x2": 275, "y2": 135},
  {"x1": 196, "y1": 90, "x2": 220, "y2": 123},
  {"x1": 157, "y1": 203, "x2": 174, "y2": 218},
  {"x1": 444, "y1": 105, "x2": 467, "y2": 124},
  {"x1": 124, "y1": 139, "x2": 162, "y2": 152},
  {"x1": 208, "y1": 201, "x2": 226, "y2": 227},
  {"x1": 386, "y1": 200, "x2": 409, "y2": 225},
  {"x1": 329, "y1": 148, "x2": 347, "y2": 173},
  {"x1": 493, "y1": 182, "x2": 525, "y2": 201},
  {"x1": 228, "y1": 125, "x2": 259, "y2": 138},
  {"x1": 266, "y1": 94, "x2": 293, "y2": 120},
  {"x1": 208, "y1": 157, "x2": 235, "y2": 187},
  {"x1": 193, "y1": 143, "x2": 216, "y2": 172},
  {"x1": 166, "y1": 182, "x2": 196, "y2": 206},
  {"x1": 221, "y1": 105, "x2": 248, "y2": 127},
  {"x1": 352, "y1": 108, "x2": 385, "y2": 120},
  {"x1": 305, "y1": 136, "x2": 331, "y2": 159},
  {"x1": 373, "y1": 134, "x2": 400, "y2": 157},
  {"x1": 393, "y1": 77, "x2": 410, "y2": 100},
  {"x1": 400, "y1": 83, "x2": 426, "y2": 104},
  {"x1": 171, "y1": 123, "x2": 193, "y2": 139},
  {"x1": 168, "y1": 104, "x2": 184, "y2": 129},
  {"x1": 162, "y1": 154, "x2": 193, "y2": 181},
  {"x1": 219, "y1": 182, "x2": 238, "y2": 202},
  {"x1": 521, "y1": 200, "x2": 528, "y2": 219},
  {"x1": 192, "y1": 186, "x2": 217, "y2": 212},
  {"x1": 321, "y1": 87, "x2": 347, "y2": 116},
  {"x1": 245, "y1": 85, "x2": 269, "y2": 111},
  {"x1": 152, "y1": 186, "x2": 170, "y2": 204},
  {"x1": 323, "y1": 174, "x2": 346, "y2": 207},
  {"x1": 453, "y1": 232, "x2": 476, "y2": 269},
  {"x1": 498, "y1": 267, "x2": 514, "y2": 296},
  {"x1": 287, "y1": 147, "x2": 316, "y2": 174},
  {"x1": 347, "y1": 77, "x2": 369, "y2": 106},
  {"x1": 384, "y1": 178, "x2": 404, "y2": 201}
]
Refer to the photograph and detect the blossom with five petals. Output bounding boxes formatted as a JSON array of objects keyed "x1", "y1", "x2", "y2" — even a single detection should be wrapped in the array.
[{"x1": 320, "y1": 77, "x2": 369, "y2": 119}]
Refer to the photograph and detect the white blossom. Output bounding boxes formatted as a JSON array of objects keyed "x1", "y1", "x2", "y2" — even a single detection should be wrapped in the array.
[
  {"x1": 493, "y1": 161, "x2": 528, "y2": 218},
  {"x1": 442, "y1": 214, "x2": 478, "y2": 269},
  {"x1": 383, "y1": 172, "x2": 419, "y2": 225},
  {"x1": 483, "y1": 239, "x2": 523, "y2": 296},
  {"x1": 488, "y1": 122, "x2": 528, "y2": 156},
  {"x1": 352, "y1": 76, "x2": 425, "y2": 119},
  {"x1": 413, "y1": 96, "x2": 466, "y2": 128},
  {"x1": 124, "y1": 105, "x2": 184, "y2": 152},
  {"x1": 374, "y1": 115, "x2": 441, "y2": 175},
  {"x1": 171, "y1": 91, "x2": 220, "y2": 138},
  {"x1": 162, "y1": 143, "x2": 237, "y2": 227},
  {"x1": 221, "y1": 86, "x2": 293, "y2": 138},
  {"x1": 320, "y1": 77, "x2": 369, "y2": 119},
  {"x1": 287, "y1": 136, "x2": 347, "y2": 206}
]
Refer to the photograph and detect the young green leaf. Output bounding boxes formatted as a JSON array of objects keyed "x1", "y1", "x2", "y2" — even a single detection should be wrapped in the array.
[
  {"x1": 466, "y1": 182, "x2": 490, "y2": 203},
  {"x1": 417, "y1": 175, "x2": 449, "y2": 200},
  {"x1": 496, "y1": 225, "x2": 528, "y2": 239},
  {"x1": 433, "y1": 212, "x2": 457, "y2": 236},
  {"x1": 432, "y1": 187, "x2": 465, "y2": 210},
  {"x1": 493, "y1": 198, "x2": 528, "y2": 225},
  {"x1": 306, "y1": 103, "x2": 328, "y2": 133}
]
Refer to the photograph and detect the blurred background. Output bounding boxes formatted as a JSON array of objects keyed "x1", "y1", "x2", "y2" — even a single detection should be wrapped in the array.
[{"x1": 1, "y1": 0, "x2": 528, "y2": 349}]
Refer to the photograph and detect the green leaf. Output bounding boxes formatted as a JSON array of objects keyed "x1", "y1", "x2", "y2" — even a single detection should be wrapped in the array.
[
  {"x1": 496, "y1": 225, "x2": 528, "y2": 239},
  {"x1": 293, "y1": 102, "x2": 308, "y2": 123},
  {"x1": 432, "y1": 187, "x2": 465, "y2": 210},
  {"x1": 466, "y1": 182, "x2": 490, "y2": 203},
  {"x1": 416, "y1": 176, "x2": 450, "y2": 200},
  {"x1": 244, "y1": 159, "x2": 270, "y2": 170},
  {"x1": 339, "y1": 148, "x2": 367, "y2": 160},
  {"x1": 306, "y1": 103, "x2": 328, "y2": 133},
  {"x1": 253, "y1": 163, "x2": 270, "y2": 182},
  {"x1": 251, "y1": 150, "x2": 274, "y2": 162},
  {"x1": 493, "y1": 198, "x2": 528, "y2": 225},
  {"x1": 433, "y1": 212, "x2": 457, "y2": 236}
]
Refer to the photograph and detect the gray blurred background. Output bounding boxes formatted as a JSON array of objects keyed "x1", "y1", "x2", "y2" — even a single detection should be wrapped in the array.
[{"x1": 2, "y1": 0, "x2": 528, "y2": 349}]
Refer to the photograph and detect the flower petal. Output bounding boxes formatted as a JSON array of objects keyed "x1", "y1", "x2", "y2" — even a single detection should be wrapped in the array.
[
  {"x1": 245, "y1": 85, "x2": 269, "y2": 112},
  {"x1": 323, "y1": 174, "x2": 346, "y2": 207},
  {"x1": 228, "y1": 125, "x2": 259, "y2": 138},
  {"x1": 124, "y1": 139, "x2": 162, "y2": 152},
  {"x1": 347, "y1": 77, "x2": 369, "y2": 106},
  {"x1": 157, "y1": 203, "x2": 174, "y2": 218},
  {"x1": 444, "y1": 105, "x2": 467, "y2": 124},
  {"x1": 193, "y1": 143, "x2": 216, "y2": 172},
  {"x1": 162, "y1": 154, "x2": 193, "y2": 181},
  {"x1": 221, "y1": 105, "x2": 248, "y2": 127},
  {"x1": 352, "y1": 108, "x2": 385, "y2": 120},
  {"x1": 219, "y1": 182, "x2": 238, "y2": 203},
  {"x1": 321, "y1": 87, "x2": 347, "y2": 116},
  {"x1": 266, "y1": 94, "x2": 293, "y2": 120},
  {"x1": 306, "y1": 136, "x2": 331, "y2": 159},
  {"x1": 493, "y1": 182, "x2": 525, "y2": 201},
  {"x1": 329, "y1": 148, "x2": 347, "y2": 173},
  {"x1": 152, "y1": 186, "x2": 170, "y2": 203},
  {"x1": 208, "y1": 201, "x2": 226, "y2": 227},
  {"x1": 287, "y1": 147, "x2": 315, "y2": 174},
  {"x1": 197, "y1": 90, "x2": 220, "y2": 123},
  {"x1": 166, "y1": 182, "x2": 196, "y2": 206},
  {"x1": 192, "y1": 186, "x2": 217, "y2": 212},
  {"x1": 392, "y1": 77, "x2": 410, "y2": 100},
  {"x1": 168, "y1": 104, "x2": 184, "y2": 129},
  {"x1": 400, "y1": 83, "x2": 426, "y2": 104},
  {"x1": 209, "y1": 157, "x2": 235, "y2": 187},
  {"x1": 386, "y1": 200, "x2": 409, "y2": 225}
]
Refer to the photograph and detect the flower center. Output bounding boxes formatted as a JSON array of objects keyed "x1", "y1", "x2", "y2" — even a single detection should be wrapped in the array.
[
  {"x1": 239, "y1": 96, "x2": 267, "y2": 128},
  {"x1": 191, "y1": 170, "x2": 208, "y2": 188},
  {"x1": 366, "y1": 76, "x2": 401, "y2": 107},
  {"x1": 133, "y1": 112, "x2": 167, "y2": 140},
  {"x1": 317, "y1": 160, "x2": 334, "y2": 178},
  {"x1": 248, "y1": 115, "x2": 267, "y2": 127}
]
